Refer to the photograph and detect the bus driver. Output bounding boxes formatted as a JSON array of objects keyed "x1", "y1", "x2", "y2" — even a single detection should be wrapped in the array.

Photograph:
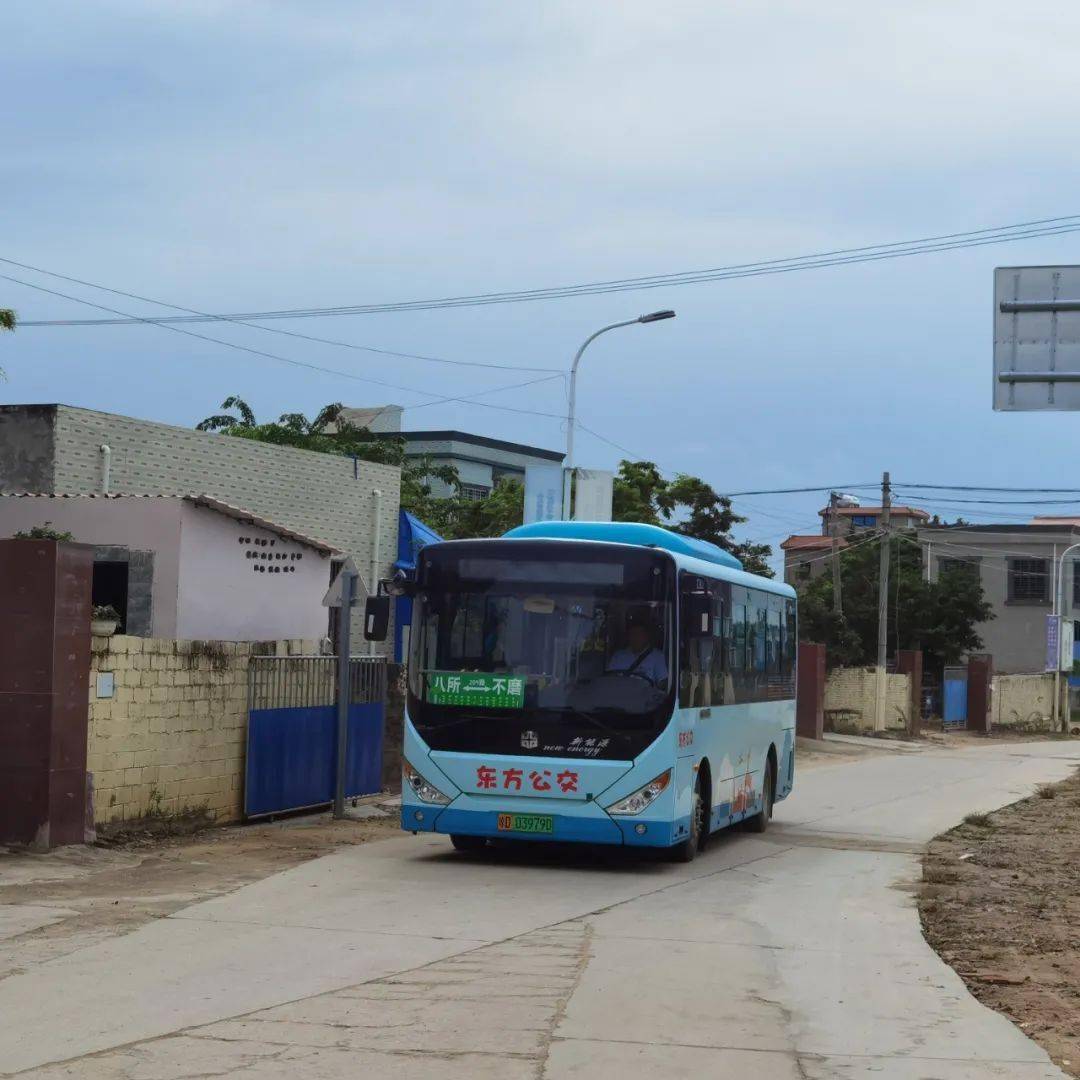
[{"x1": 606, "y1": 610, "x2": 668, "y2": 687}]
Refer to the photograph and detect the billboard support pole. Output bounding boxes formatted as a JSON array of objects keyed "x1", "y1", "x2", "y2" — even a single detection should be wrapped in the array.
[
  {"x1": 333, "y1": 568, "x2": 356, "y2": 820},
  {"x1": 874, "y1": 472, "x2": 891, "y2": 732},
  {"x1": 1053, "y1": 542, "x2": 1080, "y2": 733}
]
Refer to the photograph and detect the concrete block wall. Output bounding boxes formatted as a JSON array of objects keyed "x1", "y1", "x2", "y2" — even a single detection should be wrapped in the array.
[
  {"x1": 991, "y1": 673, "x2": 1056, "y2": 732},
  {"x1": 87, "y1": 635, "x2": 317, "y2": 827},
  {"x1": 824, "y1": 667, "x2": 911, "y2": 732}
]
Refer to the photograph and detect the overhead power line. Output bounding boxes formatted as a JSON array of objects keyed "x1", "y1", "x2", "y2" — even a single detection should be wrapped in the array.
[
  {"x1": 0, "y1": 255, "x2": 559, "y2": 373},
  {"x1": 14, "y1": 214, "x2": 1080, "y2": 326},
  {"x1": 894, "y1": 493, "x2": 1080, "y2": 506},
  {"x1": 0, "y1": 272, "x2": 567, "y2": 420},
  {"x1": 898, "y1": 482, "x2": 1080, "y2": 494}
]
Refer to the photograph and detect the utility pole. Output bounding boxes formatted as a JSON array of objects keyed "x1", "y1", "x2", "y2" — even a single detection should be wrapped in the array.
[
  {"x1": 874, "y1": 471, "x2": 891, "y2": 731},
  {"x1": 829, "y1": 491, "x2": 843, "y2": 616}
]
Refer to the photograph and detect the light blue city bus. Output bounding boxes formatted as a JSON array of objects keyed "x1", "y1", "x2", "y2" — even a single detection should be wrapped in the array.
[{"x1": 399, "y1": 521, "x2": 796, "y2": 861}]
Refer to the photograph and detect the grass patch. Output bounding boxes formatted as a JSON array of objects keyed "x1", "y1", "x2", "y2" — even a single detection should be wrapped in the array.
[
  {"x1": 963, "y1": 811, "x2": 994, "y2": 827},
  {"x1": 1037, "y1": 783, "x2": 1059, "y2": 799}
]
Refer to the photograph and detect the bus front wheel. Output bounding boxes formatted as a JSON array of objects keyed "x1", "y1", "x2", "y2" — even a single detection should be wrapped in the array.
[
  {"x1": 450, "y1": 834, "x2": 488, "y2": 852},
  {"x1": 671, "y1": 782, "x2": 706, "y2": 863}
]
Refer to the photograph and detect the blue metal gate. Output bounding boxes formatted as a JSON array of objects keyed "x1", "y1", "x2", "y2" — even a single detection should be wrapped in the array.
[
  {"x1": 943, "y1": 665, "x2": 968, "y2": 729},
  {"x1": 245, "y1": 656, "x2": 386, "y2": 818}
]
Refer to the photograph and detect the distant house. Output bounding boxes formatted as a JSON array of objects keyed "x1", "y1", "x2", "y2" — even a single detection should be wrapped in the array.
[
  {"x1": 0, "y1": 494, "x2": 338, "y2": 641},
  {"x1": 821, "y1": 504, "x2": 930, "y2": 537},
  {"x1": 782, "y1": 502, "x2": 929, "y2": 586},
  {"x1": 916, "y1": 519, "x2": 1080, "y2": 675},
  {"x1": 341, "y1": 405, "x2": 564, "y2": 500},
  {"x1": 781, "y1": 534, "x2": 848, "y2": 586}
]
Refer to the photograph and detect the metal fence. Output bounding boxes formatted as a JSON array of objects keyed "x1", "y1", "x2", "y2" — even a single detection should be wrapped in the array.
[{"x1": 248, "y1": 655, "x2": 388, "y2": 711}]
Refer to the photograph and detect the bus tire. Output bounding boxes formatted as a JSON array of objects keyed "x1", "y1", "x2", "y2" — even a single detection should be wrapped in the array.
[
  {"x1": 671, "y1": 782, "x2": 705, "y2": 863},
  {"x1": 746, "y1": 758, "x2": 775, "y2": 834},
  {"x1": 450, "y1": 834, "x2": 488, "y2": 852}
]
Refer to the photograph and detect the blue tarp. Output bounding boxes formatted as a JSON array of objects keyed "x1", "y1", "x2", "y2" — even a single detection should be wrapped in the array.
[
  {"x1": 395, "y1": 510, "x2": 443, "y2": 661},
  {"x1": 396, "y1": 510, "x2": 443, "y2": 572}
]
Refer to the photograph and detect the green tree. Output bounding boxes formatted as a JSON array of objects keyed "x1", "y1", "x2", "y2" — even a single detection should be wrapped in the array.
[
  {"x1": 610, "y1": 460, "x2": 774, "y2": 576},
  {"x1": 424, "y1": 478, "x2": 526, "y2": 539},
  {"x1": 798, "y1": 532, "x2": 993, "y2": 673},
  {"x1": 196, "y1": 396, "x2": 458, "y2": 511},
  {"x1": 1, "y1": 307, "x2": 13, "y2": 381}
]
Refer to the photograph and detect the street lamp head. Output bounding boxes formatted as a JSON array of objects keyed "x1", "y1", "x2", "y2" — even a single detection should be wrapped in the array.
[{"x1": 638, "y1": 309, "x2": 676, "y2": 323}]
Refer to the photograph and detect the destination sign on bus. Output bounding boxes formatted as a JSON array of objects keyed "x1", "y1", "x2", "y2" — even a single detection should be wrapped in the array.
[{"x1": 426, "y1": 672, "x2": 526, "y2": 708}]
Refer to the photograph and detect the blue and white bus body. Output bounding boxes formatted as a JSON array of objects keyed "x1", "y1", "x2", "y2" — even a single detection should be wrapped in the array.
[{"x1": 400, "y1": 521, "x2": 796, "y2": 853}]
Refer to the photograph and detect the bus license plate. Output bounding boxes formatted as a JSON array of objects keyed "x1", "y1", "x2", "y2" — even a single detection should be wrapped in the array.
[{"x1": 497, "y1": 813, "x2": 553, "y2": 834}]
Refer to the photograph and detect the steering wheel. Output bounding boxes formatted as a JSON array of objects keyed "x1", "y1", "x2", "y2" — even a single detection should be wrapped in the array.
[{"x1": 608, "y1": 669, "x2": 656, "y2": 686}]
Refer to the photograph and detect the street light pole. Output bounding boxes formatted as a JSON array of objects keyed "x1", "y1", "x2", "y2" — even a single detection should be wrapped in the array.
[
  {"x1": 563, "y1": 310, "x2": 675, "y2": 520},
  {"x1": 1053, "y1": 541, "x2": 1080, "y2": 733}
]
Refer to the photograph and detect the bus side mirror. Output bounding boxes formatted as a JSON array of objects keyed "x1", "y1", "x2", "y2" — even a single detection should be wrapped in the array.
[
  {"x1": 685, "y1": 593, "x2": 711, "y2": 637},
  {"x1": 364, "y1": 596, "x2": 391, "y2": 641}
]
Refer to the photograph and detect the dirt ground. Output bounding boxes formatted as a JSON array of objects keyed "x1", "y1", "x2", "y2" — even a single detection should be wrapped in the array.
[
  {"x1": 0, "y1": 799, "x2": 400, "y2": 981},
  {"x1": 919, "y1": 767, "x2": 1080, "y2": 1077}
]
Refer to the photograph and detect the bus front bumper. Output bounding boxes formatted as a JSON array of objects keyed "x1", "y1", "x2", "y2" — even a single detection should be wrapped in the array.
[{"x1": 402, "y1": 793, "x2": 678, "y2": 848}]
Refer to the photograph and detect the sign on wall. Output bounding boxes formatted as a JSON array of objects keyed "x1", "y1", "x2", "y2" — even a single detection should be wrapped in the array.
[
  {"x1": 524, "y1": 464, "x2": 564, "y2": 523},
  {"x1": 573, "y1": 469, "x2": 614, "y2": 522},
  {"x1": 1046, "y1": 614, "x2": 1069, "y2": 672}
]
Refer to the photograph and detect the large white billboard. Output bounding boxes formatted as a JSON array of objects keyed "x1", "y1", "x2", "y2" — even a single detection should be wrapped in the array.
[{"x1": 994, "y1": 266, "x2": 1080, "y2": 411}]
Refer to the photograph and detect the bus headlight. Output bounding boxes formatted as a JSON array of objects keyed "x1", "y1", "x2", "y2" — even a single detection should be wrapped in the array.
[
  {"x1": 403, "y1": 758, "x2": 451, "y2": 805},
  {"x1": 605, "y1": 770, "x2": 672, "y2": 816}
]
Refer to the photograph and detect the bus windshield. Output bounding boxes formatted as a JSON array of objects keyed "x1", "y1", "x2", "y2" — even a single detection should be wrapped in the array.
[{"x1": 407, "y1": 541, "x2": 675, "y2": 759}]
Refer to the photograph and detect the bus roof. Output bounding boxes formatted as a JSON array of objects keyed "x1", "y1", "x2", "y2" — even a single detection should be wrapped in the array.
[{"x1": 503, "y1": 521, "x2": 744, "y2": 571}]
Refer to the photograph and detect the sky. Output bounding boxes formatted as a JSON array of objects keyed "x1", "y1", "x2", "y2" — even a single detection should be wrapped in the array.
[{"x1": 4, "y1": 0, "x2": 1080, "y2": 571}]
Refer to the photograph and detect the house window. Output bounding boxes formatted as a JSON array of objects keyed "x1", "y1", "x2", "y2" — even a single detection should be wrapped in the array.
[
  {"x1": 796, "y1": 562, "x2": 812, "y2": 580},
  {"x1": 92, "y1": 561, "x2": 129, "y2": 633},
  {"x1": 460, "y1": 483, "x2": 490, "y2": 501},
  {"x1": 1008, "y1": 558, "x2": 1049, "y2": 603},
  {"x1": 850, "y1": 514, "x2": 877, "y2": 527},
  {"x1": 1073, "y1": 564, "x2": 1080, "y2": 608}
]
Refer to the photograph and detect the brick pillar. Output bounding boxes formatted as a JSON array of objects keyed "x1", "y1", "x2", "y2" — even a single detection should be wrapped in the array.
[
  {"x1": 967, "y1": 654, "x2": 993, "y2": 734},
  {"x1": 896, "y1": 649, "x2": 924, "y2": 737},
  {"x1": 796, "y1": 642, "x2": 826, "y2": 740},
  {"x1": 0, "y1": 540, "x2": 93, "y2": 848}
]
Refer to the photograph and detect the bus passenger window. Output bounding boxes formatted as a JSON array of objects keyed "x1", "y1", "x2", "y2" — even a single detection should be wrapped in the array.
[
  {"x1": 767, "y1": 609, "x2": 782, "y2": 674},
  {"x1": 783, "y1": 600, "x2": 797, "y2": 676},
  {"x1": 731, "y1": 604, "x2": 746, "y2": 672},
  {"x1": 755, "y1": 605, "x2": 768, "y2": 672},
  {"x1": 710, "y1": 594, "x2": 726, "y2": 704}
]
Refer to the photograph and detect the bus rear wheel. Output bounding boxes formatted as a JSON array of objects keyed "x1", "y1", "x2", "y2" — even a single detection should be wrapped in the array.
[
  {"x1": 450, "y1": 834, "x2": 488, "y2": 852},
  {"x1": 746, "y1": 760, "x2": 774, "y2": 834},
  {"x1": 671, "y1": 781, "x2": 706, "y2": 863}
]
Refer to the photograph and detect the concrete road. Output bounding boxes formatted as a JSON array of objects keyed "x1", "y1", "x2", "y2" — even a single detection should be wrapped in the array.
[{"x1": 2, "y1": 738, "x2": 1078, "y2": 1079}]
